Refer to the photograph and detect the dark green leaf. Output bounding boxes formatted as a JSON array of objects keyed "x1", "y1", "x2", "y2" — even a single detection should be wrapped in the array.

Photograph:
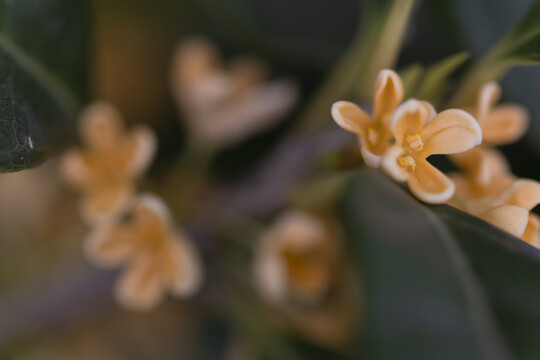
[
  {"x1": 0, "y1": 0, "x2": 89, "y2": 171},
  {"x1": 433, "y1": 205, "x2": 540, "y2": 360},
  {"x1": 341, "y1": 169, "x2": 513, "y2": 360}
]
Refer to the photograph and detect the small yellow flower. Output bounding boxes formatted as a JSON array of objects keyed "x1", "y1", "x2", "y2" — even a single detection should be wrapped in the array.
[
  {"x1": 466, "y1": 82, "x2": 528, "y2": 146},
  {"x1": 60, "y1": 103, "x2": 156, "y2": 224},
  {"x1": 171, "y1": 37, "x2": 298, "y2": 147},
  {"x1": 331, "y1": 69, "x2": 404, "y2": 168},
  {"x1": 85, "y1": 194, "x2": 203, "y2": 311},
  {"x1": 253, "y1": 211, "x2": 339, "y2": 305},
  {"x1": 449, "y1": 82, "x2": 528, "y2": 198},
  {"x1": 467, "y1": 180, "x2": 540, "y2": 247},
  {"x1": 253, "y1": 211, "x2": 353, "y2": 348},
  {"x1": 450, "y1": 147, "x2": 514, "y2": 203},
  {"x1": 381, "y1": 99, "x2": 482, "y2": 204}
]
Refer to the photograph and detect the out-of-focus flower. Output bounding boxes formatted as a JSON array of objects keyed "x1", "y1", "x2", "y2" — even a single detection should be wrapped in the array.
[
  {"x1": 331, "y1": 69, "x2": 404, "y2": 168},
  {"x1": 465, "y1": 82, "x2": 528, "y2": 146},
  {"x1": 85, "y1": 194, "x2": 203, "y2": 311},
  {"x1": 60, "y1": 102, "x2": 156, "y2": 225},
  {"x1": 254, "y1": 211, "x2": 338, "y2": 305},
  {"x1": 464, "y1": 180, "x2": 540, "y2": 246},
  {"x1": 450, "y1": 147, "x2": 514, "y2": 202},
  {"x1": 381, "y1": 99, "x2": 482, "y2": 204},
  {"x1": 449, "y1": 82, "x2": 528, "y2": 196},
  {"x1": 171, "y1": 36, "x2": 298, "y2": 147},
  {"x1": 253, "y1": 211, "x2": 353, "y2": 348}
]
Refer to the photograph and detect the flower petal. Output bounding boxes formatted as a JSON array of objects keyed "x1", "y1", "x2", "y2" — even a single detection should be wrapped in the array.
[
  {"x1": 115, "y1": 258, "x2": 165, "y2": 311},
  {"x1": 161, "y1": 236, "x2": 203, "y2": 297},
  {"x1": 80, "y1": 185, "x2": 134, "y2": 225},
  {"x1": 475, "y1": 82, "x2": 500, "y2": 126},
  {"x1": 128, "y1": 126, "x2": 157, "y2": 177},
  {"x1": 407, "y1": 159, "x2": 455, "y2": 204},
  {"x1": 84, "y1": 222, "x2": 136, "y2": 267},
  {"x1": 373, "y1": 69, "x2": 404, "y2": 121},
  {"x1": 449, "y1": 147, "x2": 491, "y2": 186},
  {"x1": 360, "y1": 145, "x2": 383, "y2": 168},
  {"x1": 496, "y1": 179, "x2": 540, "y2": 211},
  {"x1": 389, "y1": 99, "x2": 434, "y2": 146},
  {"x1": 79, "y1": 102, "x2": 124, "y2": 152},
  {"x1": 381, "y1": 145, "x2": 410, "y2": 182},
  {"x1": 522, "y1": 213, "x2": 540, "y2": 247},
  {"x1": 482, "y1": 104, "x2": 528, "y2": 145},
  {"x1": 331, "y1": 101, "x2": 371, "y2": 135},
  {"x1": 194, "y1": 79, "x2": 299, "y2": 146},
  {"x1": 478, "y1": 204, "x2": 529, "y2": 238},
  {"x1": 59, "y1": 150, "x2": 89, "y2": 188},
  {"x1": 421, "y1": 109, "x2": 482, "y2": 155}
]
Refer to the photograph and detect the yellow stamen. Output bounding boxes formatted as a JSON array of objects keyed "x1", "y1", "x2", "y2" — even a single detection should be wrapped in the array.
[
  {"x1": 398, "y1": 155, "x2": 416, "y2": 172},
  {"x1": 406, "y1": 134, "x2": 424, "y2": 151},
  {"x1": 367, "y1": 127, "x2": 379, "y2": 145}
]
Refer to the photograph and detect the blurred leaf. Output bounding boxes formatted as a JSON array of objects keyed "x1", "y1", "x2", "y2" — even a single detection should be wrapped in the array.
[
  {"x1": 398, "y1": 62, "x2": 423, "y2": 98},
  {"x1": 414, "y1": 52, "x2": 469, "y2": 104},
  {"x1": 433, "y1": 205, "x2": 540, "y2": 360},
  {"x1": 0, "y1": 0, "x2": 89, "y2": 172},
  {"x1": 300, "y1": 0, "x2": 416, "y2": 131},
  {"x1": 342, "y1": 169, "x2": 518, "y2": 359},
  {"x1": 449, "y1": 0, "x2": 540, "y2": 106}
]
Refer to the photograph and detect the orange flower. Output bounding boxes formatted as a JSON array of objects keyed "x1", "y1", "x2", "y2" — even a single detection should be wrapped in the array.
[
  {"x1": 60, "y1": 103, "x2": 156, "y2": 224},
  {"x1": 450, "y1": 147, "x2": 514, "y2": 203},
  {"x1": 171, "y1": 37, "x2": 298, "y2": 147},
  {"x1": 466, "y1": 82, "x2": 528, "y2": 146},
  {"x1": 467, "y1": 180, "x2": 540, "y2": 247},
  {"x1": 253, "y1": 211, "x2": 353, "y2": 348},
  {"x1": 85, "y1": 194, "x2": 203, "y2": 311},
  {"x1": 381, "y1": 99, "x2": 482, "y2": 204},
  {"x1": 449, "y1": 82, "x2": 528, "y2": 199},
  {"x1": 254, "y1": 211, "x2": 339, "y2": 305},
  {"x1": 331, "y1": 69, "x2": 404, "y2": 167}
]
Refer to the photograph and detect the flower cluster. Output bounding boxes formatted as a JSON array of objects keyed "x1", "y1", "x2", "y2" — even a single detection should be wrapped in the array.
[
  {"x1": 449, "y1": 83, "x2": 540, "y2": 246},
  {"x1": 332, "y1": 70, "x2": 482, "y2": 204},
  {"x1": 61, "y1": 103, "x2": 203, "y2": 310},
  {"x1": 332, "y1": 70, "x2": 540, "y2": 246}
]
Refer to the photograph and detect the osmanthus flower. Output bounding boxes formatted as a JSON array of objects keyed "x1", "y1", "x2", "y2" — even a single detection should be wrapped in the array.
[
  {"x1": 331, "y1": 69, "x2": 404, "y2": 168},
  {"x1": 254, "y1": 211, "x2": 339, "y2": 305},
  {"x1": 381, "y1": 99, "x2": 482, "y2": 204},
  {"x1": 449, "y1": 147, "x2": 514, "y2": 206},
  {"x1": 465, "y1": 180, "x2": 540, "y2": 247},
  {"x1": 449, "y1": 82, "x2": 528, "y2": 191},
  {"x1": 465, "y1": 82, "x2": 528, "y2": 146},
  {"x1": 253, "y1": 211, "x2": 353, "y2": 348},
  {"x1": 85, "y1": 194, "x2": 203, "y2": 311},
  {"x1": 170, "y1": 36, "x2": 298, "y2": 147},
  {"x1": 60, "y1": 103, "x2": 156, "y2": 224}
]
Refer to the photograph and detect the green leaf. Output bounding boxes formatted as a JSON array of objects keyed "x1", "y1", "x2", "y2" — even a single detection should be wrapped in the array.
[
  {"x1": 341, "y1": 169, "x2": 518, "y2": 359},
  {"x1": 433, "y1": 205, "x2": 540, "y2": 360},
  {"x1": 448, "y1": 0, "x2": 540, "y2": 107},
  {"x1": 0, "y1": 0, "x2": 89, "y2": 172},
  {"x1": 398, "y1": 62, "x2": 424, "y2": 98},
  {"x1": 414, "y1": 52, "x2": 469, "y2": 104}
]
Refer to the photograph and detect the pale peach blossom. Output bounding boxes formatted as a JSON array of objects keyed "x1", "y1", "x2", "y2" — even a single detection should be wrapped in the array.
[
  {"x1": 331, "y1": 69, "x2": 404, "y2": 168},
  {"x1": 381, "y1": 99, "x2": 482, "y2": 204},
  {"x1": 171, "y1": 37, "x2": 298, "y2": 147},
  {"x1": 60, "y1": 103, "x2": 156, "y2": 225},
  {"x1": 85, "y1": 194, "x2": 203, "y2": 311}
]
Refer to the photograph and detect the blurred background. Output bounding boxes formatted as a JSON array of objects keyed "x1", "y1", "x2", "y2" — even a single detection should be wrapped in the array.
[{"x1": 1, "y1": 0, "x2": 540, "y2": 359}]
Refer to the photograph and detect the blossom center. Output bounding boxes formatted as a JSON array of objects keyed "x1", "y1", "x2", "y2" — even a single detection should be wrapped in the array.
[
  {"x1": 406, "y1": 134, "x2": 424, "y2": 151},
  {"x1": 367, "y1": 127, "x2": 380, "y2": 146},
  {"x1": 398, "y1": 155, "x2": 416, "y2": 172}
]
